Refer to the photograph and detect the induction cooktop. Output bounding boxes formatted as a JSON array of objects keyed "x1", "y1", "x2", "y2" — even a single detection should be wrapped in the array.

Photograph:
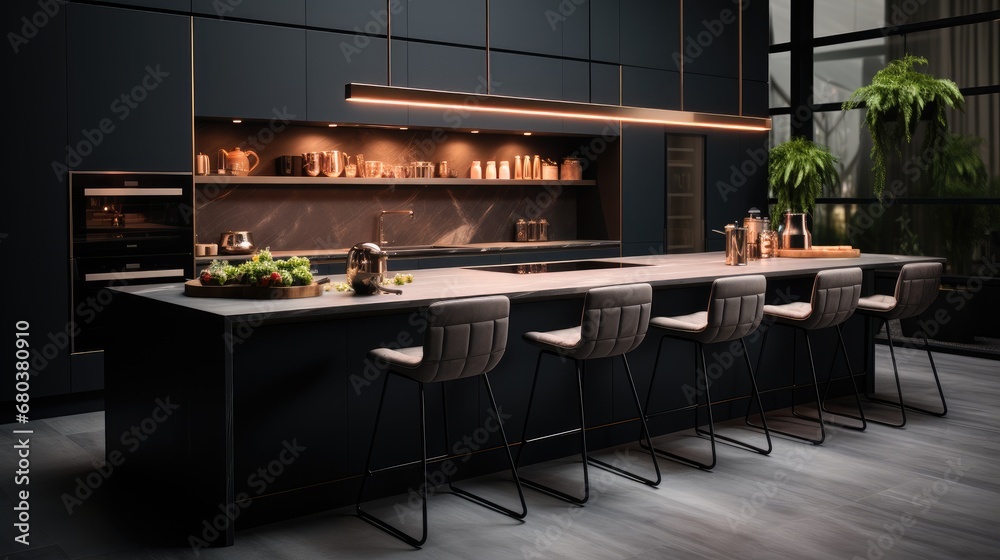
[{"x1": 468, "y1": 260, "x2": 650, "y2": 274}]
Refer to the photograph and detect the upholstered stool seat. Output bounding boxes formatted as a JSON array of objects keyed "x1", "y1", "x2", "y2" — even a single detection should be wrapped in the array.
[
  {"x1": 645, "y1": 275, "x2": 772, "y2": 470},
  {"x1": 517, "y1": 283, "x2": 660, "y2": 504},
  {"x1": 356, "y1": 295, "x2": 526, "y2": 547},
  {"x1": 855, "y1": 262, "x2": 947, "y2": 426}
]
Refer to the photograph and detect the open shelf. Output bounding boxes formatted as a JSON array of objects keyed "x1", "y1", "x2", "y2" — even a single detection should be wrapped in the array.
[{"x1": 194, "y1": 176, "x2": 596, "y2": 187}]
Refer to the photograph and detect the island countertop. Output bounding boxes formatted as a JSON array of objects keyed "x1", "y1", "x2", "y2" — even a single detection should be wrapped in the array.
[{"x1": 117, "y1": 252, "x2": 944, "y2": 321}]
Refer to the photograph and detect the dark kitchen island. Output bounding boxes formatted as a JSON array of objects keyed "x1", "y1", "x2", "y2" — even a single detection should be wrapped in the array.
[{"x1": 104, "y1": 252, "x2": 942, "y2": 547}]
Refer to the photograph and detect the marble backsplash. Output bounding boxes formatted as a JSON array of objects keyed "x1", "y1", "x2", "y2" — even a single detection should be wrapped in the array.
[{"x1": 195, "y1": 183, "x2": 578, "y2": 252}]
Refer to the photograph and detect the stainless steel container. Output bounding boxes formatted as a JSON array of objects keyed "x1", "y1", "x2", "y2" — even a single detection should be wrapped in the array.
[
  {"x1": 779, "y1": 212, "x2": 812, "y2": 250},
  {"x1": 724, "y1": 224, "x2": 747, "y2": 266},
  {"x1": 195, "y1": 153, "x2": 211, "y2": 175}
]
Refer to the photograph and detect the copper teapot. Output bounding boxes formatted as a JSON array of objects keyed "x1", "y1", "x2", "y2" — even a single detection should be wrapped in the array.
[{"x1": 218, "y1": 147, "x2": 260, "y2": 176}]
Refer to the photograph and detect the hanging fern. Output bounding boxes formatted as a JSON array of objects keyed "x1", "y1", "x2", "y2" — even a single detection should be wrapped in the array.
[
  {"x1": 842, "y1": 54, "x2": 964, "y2": 200},
  {"x1": 768, "y1": 137, "x2": 840, "y2": 220}
]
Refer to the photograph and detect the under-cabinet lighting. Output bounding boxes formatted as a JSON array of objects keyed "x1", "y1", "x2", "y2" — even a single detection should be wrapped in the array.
[
  {"x1": 399, "y1": 127, "x2": 408, "y2": 130},
  {"x1": 328, "y1": 123, "x2": 338, "y2": 127},
  {"x1": 345, "y1": 83, "x2": 771, "y2": 131},
  {"x1": 470, "y1": 130, "x2": 479, "y2": 134},
  {"x1": 232, "y1": 119, "x2": 242, "y2": 124},
  {"x1": 523, "y1": 132, "x2": 532, "y2": 136}
]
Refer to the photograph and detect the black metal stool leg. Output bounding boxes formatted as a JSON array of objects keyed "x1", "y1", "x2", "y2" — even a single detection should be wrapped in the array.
[
  {"x1": 909, "y1": 331, "x2": 948, "y2": 416},
  {"x1": 517, "y1": 354, "x2": 591, "y2": 504},
  {"x1": 446, "y1": 375, "x2": 528, "y2": 519},
  {"x1": 357, "y1": 376, "x2": 429, "y2": 547},
  {"x1": 649, "y1": 342, "x2": 718, "y2": 470},
  {"x1": 812, "y1": 325, "x2": 868, "y2": 430},
  {"x1": 588, "y1": 354, "x2": 661, "y2": 486},
  {"x1": 514, "y1": 351, "x2": 545, "y2": 468},
  {"x1": 857, "y1": 318, "x2": 907, "y2": 427},
  {"x1": 709, "y1": 337, "x2": 772, "y2": 455},
  {"x1": 754, "y1": 327, "x2": 826, "y2": 445}
]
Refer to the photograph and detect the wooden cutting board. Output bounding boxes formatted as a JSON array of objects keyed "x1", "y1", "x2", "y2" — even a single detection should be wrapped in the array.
[
  {"x1": 776, "y1": 246, "x2": 861, "y2": 258},
  {"x1": 184, "y1": 280, "x2": 323, "y2": 299}
]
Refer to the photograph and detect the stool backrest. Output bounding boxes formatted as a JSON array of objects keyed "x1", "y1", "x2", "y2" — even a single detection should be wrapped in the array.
[
  {"x1": 576, "y1": 283, "x2": 652, "y2": 360},
  {"x1": 418, "y1": 295, "x2": 510, "y2": 383},
  {"x1": 703, "y1": 275, "x2": 767, "y2": 343},
  {"x1": 891, "y1": 262, "x2": 942, "y2": 320},
  {"x1": 802, "y1": 267, "x2": 863, "y2": 330}
]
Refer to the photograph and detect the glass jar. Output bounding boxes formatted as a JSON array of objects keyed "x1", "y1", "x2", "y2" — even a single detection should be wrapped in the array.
[
  {"x1": 470, "y1": 160, "x2": 482, "y2": 179},
  {"x1": 527, "y1": 219, "x2": 539, "y2": 241},
  {"x1": 485, "y1": 160, "x2": 497, "y2": 179},
  {"x1": 515, "y1": 219, "x2": 527, "y2": 242},
  {"x1": 538, "y1": 219, "x2": 549, "y2": 241},
  {"x1": 498, "y1": 160, "x2": 510, "y2": 179}
]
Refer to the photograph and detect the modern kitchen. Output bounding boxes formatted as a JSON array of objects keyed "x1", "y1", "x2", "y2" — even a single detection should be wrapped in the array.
[{"x1": 3, "y1": 1, "x2": 999, "y2": 559}]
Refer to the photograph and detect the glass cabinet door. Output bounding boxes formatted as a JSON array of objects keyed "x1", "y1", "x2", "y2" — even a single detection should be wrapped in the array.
[{"x1": 664, "y1": 135, "x2": 705, "y2": 253}]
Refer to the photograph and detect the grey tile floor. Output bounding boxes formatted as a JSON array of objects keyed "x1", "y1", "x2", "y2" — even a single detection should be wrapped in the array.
[{"x1": 2, "y1": 345, "x2": 998, "y2": 559}]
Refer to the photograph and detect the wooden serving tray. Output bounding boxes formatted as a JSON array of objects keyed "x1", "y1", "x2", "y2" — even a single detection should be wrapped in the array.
[
  {"x1": 184, "y1": 280, "x2": 323, "y2": 299},
  {"x1": 776, "y1": 246, "x2": 861, "y2": 258}
]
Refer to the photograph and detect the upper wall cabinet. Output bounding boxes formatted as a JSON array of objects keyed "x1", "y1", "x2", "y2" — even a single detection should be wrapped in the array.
[
  {"x1": 622, "y1": 66, "x2": 680, "y2": 110},
  {"x1": 590, "y1": 0, "x2": 620, "y2": 63},
  {"x1": 741, "y1": 0, "x2": 767, "y2": 83},
  {"x1": 92, "y1": 0, "x2": 191, "y2": 10},
  {"x1": 307, "y1": 31, "x2": 407, "y2": 125},
  {"x1": 192, "y1": 0, "x2": 305, "y2": 26},
  {"x1": 681, "y1": 0, "x2": 739, "y2": 80},
  {"x1": 620, "y1": 0, "x2": 679, "y2": 71},
  {"x1": 489, "y1": 0, "x2": 588, "y2": 59},
  {"x1": 404, "y1": 0, "x2": 485, "y2": 47},
  {"x1": 194, "y1": 19, "x2": 307, "y2": 120},
  {"x1": 306, "y1": 0, "x2": 407, "y2": 36},
  {"x1": 67, "y1": 4, "x2": 192, "y2": 171},
  {"x1": 683, "y1": 74, "x2": 737, "y2": 114},
  {"x1": 405, "y1": 43, "x2": 489, "y2": 129}
]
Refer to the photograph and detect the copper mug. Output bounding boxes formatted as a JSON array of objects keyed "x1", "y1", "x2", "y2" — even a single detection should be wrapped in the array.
[{"x1": 303, "y1": 152, "x2": 322, "y2": 177}]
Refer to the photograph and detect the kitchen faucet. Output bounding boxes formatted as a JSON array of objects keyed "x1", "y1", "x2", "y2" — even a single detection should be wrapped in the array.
[{"x1": 378, "y1": 210, "x2": 414, "y2": 246}]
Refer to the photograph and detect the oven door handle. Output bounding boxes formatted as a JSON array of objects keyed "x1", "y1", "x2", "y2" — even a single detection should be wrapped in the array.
[
  {"x1": 83, "y1": 187, "x2": 184, "y2": 197},
  {"x1": 84, "y1": 269, "x2": 186, "y2": 282}
]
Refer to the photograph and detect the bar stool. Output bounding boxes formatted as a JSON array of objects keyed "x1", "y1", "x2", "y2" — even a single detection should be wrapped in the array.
[
  {"x1": 356, "y1": 295, "x2": 526, "y2": 547},
  {"x1": 752, "y1": 267, "x2": 867, "y2": 444},
  {"x1": 516, "y1": 283, "x2": 660, "y2": 504},
  {"x1": 644, "y1": 275, "x2": 772, "y2": 470},
  {"x1": 853, "y1": 262, "x2": 946, "y2": 427}
]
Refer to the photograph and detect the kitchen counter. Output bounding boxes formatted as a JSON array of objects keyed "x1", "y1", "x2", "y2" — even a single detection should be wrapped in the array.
[{"x1": 105, "y1": 251, "x2": 943, "y2": 547}]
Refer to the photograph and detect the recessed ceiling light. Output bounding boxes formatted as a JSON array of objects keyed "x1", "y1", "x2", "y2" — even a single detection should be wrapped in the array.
[
  {"x1": 328, "y1": 123, "x2": 338, "y2": 127},
  {"x1": 399, "y1": 127, "x2": 408, "y2": 130},
  {"x1": 232, "y1": 119, "x2": 242, "y2": 124},
  {"x1": 523, "y1": 132, "x2": 532, "y2": 136},
  {"x1": 470, "y1": 130, "x2": 480, "y2": 134}
]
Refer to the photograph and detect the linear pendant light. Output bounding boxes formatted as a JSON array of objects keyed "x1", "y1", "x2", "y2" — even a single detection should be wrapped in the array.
[{"x1": 345, "y1": 83, "x2": 771, "y2": 131}]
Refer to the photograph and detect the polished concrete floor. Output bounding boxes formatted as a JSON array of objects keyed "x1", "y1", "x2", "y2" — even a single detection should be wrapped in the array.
[{"x1": 2, "y1": 346, "x2": 998, "y2": 559}]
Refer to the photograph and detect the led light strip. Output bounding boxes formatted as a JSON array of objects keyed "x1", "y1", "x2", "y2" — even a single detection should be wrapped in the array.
[{"x1": 345, "y1": 83, "x2": 771, "y2": 131}]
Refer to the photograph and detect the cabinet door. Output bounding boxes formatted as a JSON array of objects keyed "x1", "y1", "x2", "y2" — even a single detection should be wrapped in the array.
[
  {"x1": 307, "y1": 31, "x2": 407, "y2": 125},
  {"x1": 682, "y1": 0, "x2": 739, "y2": 79},
  {"x1": 490, "y1": 0, "x2": 562, "y2": 56},
  {"x1": 405, "y1": 0, "x2": 486, "y2": 47},
  {"x1": 67, "y1": 3, "x2": 192, "y2": 171},
  {"x1": 194, "y1": 19, "x2": 307, "y2": 120},
  {"x1": 192, "y1": 0, "x2": 305, "y2": 25},
  {"x1": 406, "y1": 43, "x2": 490, "y2": 129},
  {"x1": 741, "y1": 0, "x2": 767, "y2": 82},
  {"x1": 683, "y1": 74, "x2": 738, "y2": 114},
  {"x1": 590, "y1": 0, "x2": 620, "y2": 63},
  {"x1": 621, "y1": 127, "x2": 664, "y2": 255},
  {"x1": 487, "y1": 51, "x2": 562, "y2": 133},
  {"x1": 620, "y1": 0, "x2": 679, "y2": 71},
  {"x1": 306, "y1": 0, "x2": 406, "y2": 35},
  {"x1": 622, "y1": 66, "x2": 680, "y2": 110}
]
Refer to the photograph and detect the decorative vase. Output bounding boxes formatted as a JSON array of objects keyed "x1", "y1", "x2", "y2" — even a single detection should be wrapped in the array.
[{"x1": 779, "y1": 212, "x2": 812, "y2": 250}]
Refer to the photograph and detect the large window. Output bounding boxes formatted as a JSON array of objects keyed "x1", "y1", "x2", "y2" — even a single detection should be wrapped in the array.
[{"x1": 769, "y1": 0, "x2": 1000, "y2": 276}]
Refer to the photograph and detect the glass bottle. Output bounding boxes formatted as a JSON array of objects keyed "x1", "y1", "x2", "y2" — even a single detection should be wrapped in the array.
[
  {"x1": 485, "y1": 160, "x2": 497, "y2": 179},
  {"x1": 527, "y1": 219, "x2": 539, "y2": 241},
  {"x1": 498, "y1": 160, "x2": 510, "y2": 179},
  {"x1": 538, "y1": 219, "x2": 549, "y2": 241},
  {"x1": 532, "y1": 155, "x2": 541, "y2": 180},
  {"x1": 514, "y1": 155, "x2": 522, "y2": 179},
  {"x1": 515, "y1": 219, "x2": 527, "y2": 241},
  {"x1": 522, "y1": 154, "x2": 532, "y2": 179},
  {"x1": 470, "y1": 160, "x2": 482, "y2": 179}
]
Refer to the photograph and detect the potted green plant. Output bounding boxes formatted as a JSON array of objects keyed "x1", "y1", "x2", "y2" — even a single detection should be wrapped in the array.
[
  {"x1": 768, "y1": 136, "x2": 840, "y2": 248},
  {"x1": 842, "y1": 54, "x2": 964, "y2": 199}
]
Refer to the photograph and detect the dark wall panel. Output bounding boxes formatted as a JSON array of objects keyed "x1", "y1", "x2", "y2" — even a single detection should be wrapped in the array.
[
  {"x1": 406, "y1": 0, "x2": 486, "y2": 47},
  {"x1": 192, "y1": 0, "x2": 305, "y2": 25},
  {"x1": 621, "y1": 0, "x2": 679, "y2": 71},
  {"x1": 681, "y1": 0, "x2": 740, "y2": 79},
  {"x1": 684, "y1": 74, "x2": 738, "y2": 114},
  {"x1": 622, "y1": 66, "x2": 680, "y2": 110},
  {"x1": 590, "y1": 0, "x2": 620, "y2": 63}
]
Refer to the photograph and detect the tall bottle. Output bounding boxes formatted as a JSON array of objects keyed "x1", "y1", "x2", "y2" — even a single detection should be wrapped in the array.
[
  {"x1": 514, "y1": 155, "x2": 523, "y2": 179},
  {"x1": 522, "y1": 154, "x2": 532, "y2": 179},
  {"x1": 532, "y1": 155, "x2": 541, "y2": 180},
  {"x1": 470, "y1": 160, "x2": 482, "y2": 179},
  {"x1": 485, "y1": 160, "x2": 497, "y2": 179}
]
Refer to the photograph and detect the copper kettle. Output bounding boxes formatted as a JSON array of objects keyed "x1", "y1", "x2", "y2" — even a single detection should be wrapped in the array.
[
  {"x1": 218, "y1": 147, "x2": 260, "y2": 176},
  {"x1": 346, "y1": 242, "x2": 402, "y2": 295}
]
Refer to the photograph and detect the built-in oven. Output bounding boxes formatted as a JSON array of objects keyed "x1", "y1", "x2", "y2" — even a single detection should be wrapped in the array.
[{"x1": 70, "y1": 172, "x2": 194, "y2": 355}]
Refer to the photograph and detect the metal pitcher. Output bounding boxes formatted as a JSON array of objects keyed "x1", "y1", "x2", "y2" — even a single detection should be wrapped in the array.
[
  {"x1": 345, "y1": 242, "x2": 402, "y2": 295},
  {"x1": 321, "y1": 150, "x2": 350, "y2": 177}
]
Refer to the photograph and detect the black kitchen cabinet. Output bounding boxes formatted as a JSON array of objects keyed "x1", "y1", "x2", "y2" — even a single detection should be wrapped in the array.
[
  {"x1": 620, "y1": 0, "x2": 679, "y2": 71},
  {"x1": 487, "y1": 51, "x2": 564, "y2": 134},
  {"x1": 405, "y1": 43, "x2": 491, "y2": 130},
  {"x1": 92, "y1": 0, "x2": 191, "y2": 10},
  {"x1": 192, "y1": 0, "x2": 305, "y2": 25},
  {"x1": 405, "y1": 0, "x2": 485, "y2": 47},
  {"x1": 743, "y1": 79, "x2": 769, "y2": 117},
  {"x1": 741, "y1": 0, "x2": 768, "y2": 83},
  {"x1": 194, "y1": 19, "x2": 306, "y2": 120},
  {"x1": 67, "y1": 3, "x2": 191, "y2": 172},
  {"x1": 3, "y1": 0, "x2": 71, "y2": 401},
  {"x1": 490, "y1": 0, "x2": 563, "y2": 57},
  {"x1": 622, "y1": 66, "x2": 680, "y2": 110},
  {"x1": 621, "y1": 127, "x2": 665, "y2": 256},
  {"x1": 590, "y1": 63, "x2": 620, "y2": 105},
  {"x1": 683, "y1": 74, "x2": 738, "y2": 114},
  {"x1": 681, "y1": 0, "x2": 740, "y2": 80},
  {"x1": 307, "y1": 30, "x2": 407, "y2": 126},
  {"x1": 703, "y1": 131, "x2": 769, "y2": 251},
  {"x1": 590, "y1": 0, "x2": 620, "y2": 63},
  {"x1": 306, "y1": 0, "x2": 405, "y2": 34}
]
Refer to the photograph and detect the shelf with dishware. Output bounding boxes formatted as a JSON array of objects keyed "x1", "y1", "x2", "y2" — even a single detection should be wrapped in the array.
[{"x1": 193, "y1": 176, "x2": 596, "y2": 187}]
